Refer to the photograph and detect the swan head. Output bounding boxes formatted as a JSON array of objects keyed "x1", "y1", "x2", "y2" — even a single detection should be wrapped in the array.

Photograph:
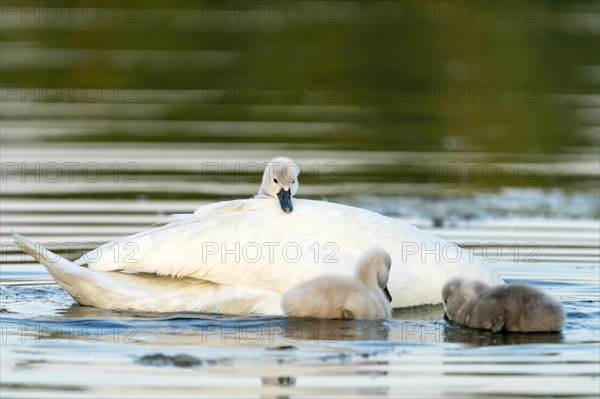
[
  {"x1": 442, "y1": 278, "x2": 489, "y2": 321},
  {"x1": 258, "y1": 157, "x2": 300, "y2": 213},
  {"x1": 354, "y1": 247, "x2": 393, "y2": 303}
]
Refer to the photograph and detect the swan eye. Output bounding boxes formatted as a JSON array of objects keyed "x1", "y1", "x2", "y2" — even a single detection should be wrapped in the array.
[
  {"x1": 292, "y1": 179, "x2": 296, "y2": 184},
  {"x1": 274, "y1": 178, "x2": 278, "y2": 184}
]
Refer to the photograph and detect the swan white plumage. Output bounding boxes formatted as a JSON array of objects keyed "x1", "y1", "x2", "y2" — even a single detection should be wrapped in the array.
[
  {"x1": 13, "y1": 232, "x2": 283, "y2": 314},
  {"x1": 13, "y1": 157, "x2": 503, "y2": 314},
  {"x1": 282, "y1": 247, "x2": 393, "y2": 319}
]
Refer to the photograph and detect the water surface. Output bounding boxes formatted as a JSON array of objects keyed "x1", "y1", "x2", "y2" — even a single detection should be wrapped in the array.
[{"x1": 1, "y1": 203, "x2": 599, "y2": 398}]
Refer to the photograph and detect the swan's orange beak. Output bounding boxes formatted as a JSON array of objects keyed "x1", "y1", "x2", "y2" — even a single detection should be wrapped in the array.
[{"x1": 277, "y1": 188, "x2": 293, "y2": 213}]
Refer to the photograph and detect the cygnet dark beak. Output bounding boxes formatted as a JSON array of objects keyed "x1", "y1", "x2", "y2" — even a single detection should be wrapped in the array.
[
  {"x1": 382, "y1": 286, "x2": 392, "y2": 303},
  {"x1": 277, "y1": 188, "x2": 293, "y2": 213}
]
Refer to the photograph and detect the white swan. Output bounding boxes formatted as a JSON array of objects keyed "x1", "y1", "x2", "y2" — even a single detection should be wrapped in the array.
[
  {"x1": 13, "y1": 232, "x2": 283, "y2": 314},
  {"x1": 442, "y1": 278, "x2": 564, "y2": 332},
  {"x1": 13, "y1": 157, "x2": 503, "y2": 314},
  {"x1": 282, "y1": 247, "x2": 393, "y2": 319}
]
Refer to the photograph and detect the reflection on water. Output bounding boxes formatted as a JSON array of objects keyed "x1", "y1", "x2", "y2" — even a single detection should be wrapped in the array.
[
  {"x1": 442, "y1": 323, "x2": 565, "y2": 346},
  {"x1": 0, "y1": 260, "x2": 594, "y2": 346},
  {"x1": 1, "y1": 236, "x2": 598, "y2": 397},
  {"x1": 1, "y1": 1, "x2": 599, "y2": 156}
]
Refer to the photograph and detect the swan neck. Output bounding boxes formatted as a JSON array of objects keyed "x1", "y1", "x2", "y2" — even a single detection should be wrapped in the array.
[{"x1": 354, "y1": 265, "x2": 378, "y2": 288}]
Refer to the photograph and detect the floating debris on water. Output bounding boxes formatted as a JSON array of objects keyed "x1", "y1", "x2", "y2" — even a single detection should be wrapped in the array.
[{"x1": 136, "y1": 353, "x2": 202, "y2": 368}]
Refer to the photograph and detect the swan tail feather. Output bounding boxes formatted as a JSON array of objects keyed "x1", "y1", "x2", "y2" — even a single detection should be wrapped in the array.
[{"x1": 12, "y1": 232, "x2": 101, "y2": 305}]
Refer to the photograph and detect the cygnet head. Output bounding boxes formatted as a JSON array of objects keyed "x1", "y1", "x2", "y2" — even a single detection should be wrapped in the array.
[
  {"x1": 442, "y1": 278, "x2": 489, "y2": 321},
  {"x1": 354, "y1": 247, "x2": 393, "y2": 303},
  {"x1": 258, "y1": 157, "x2": 300, "y2": 213}
]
